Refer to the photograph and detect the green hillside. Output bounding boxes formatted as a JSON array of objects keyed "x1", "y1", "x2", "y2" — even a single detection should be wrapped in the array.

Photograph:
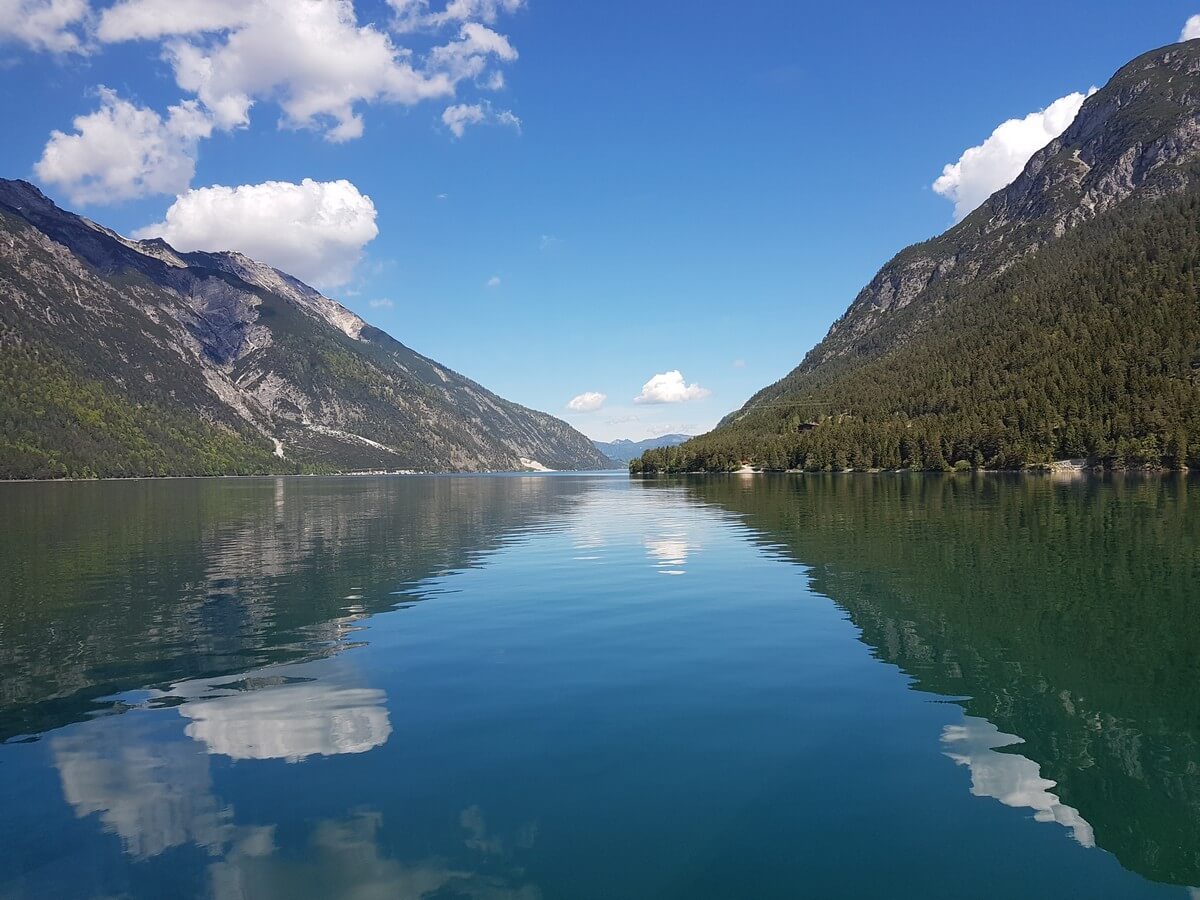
[{"x1": 635, "y1": 180, "x2": 1200, "y2": 474}]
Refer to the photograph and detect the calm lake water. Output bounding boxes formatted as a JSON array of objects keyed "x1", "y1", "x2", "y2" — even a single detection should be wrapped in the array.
[{"x1": 0, "y1": 473, "x2": 1197, "y2": 898}]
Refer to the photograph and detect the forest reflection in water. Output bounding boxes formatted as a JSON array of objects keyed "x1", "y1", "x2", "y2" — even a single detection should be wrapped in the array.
[{"x1": 0, "y1": 472, "x2": 1196, "y2": 898}]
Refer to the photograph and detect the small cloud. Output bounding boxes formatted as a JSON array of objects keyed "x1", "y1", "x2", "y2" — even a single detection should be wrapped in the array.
[
  {"x1": 442, "y1": 101, "x2": 521, "y2": 138},
  {"x1": 634, "y1": 370, "x2": 710, "y2": 405},
  {"x1": 436, "y1": 192, "x2": 448, "y2": 200},
  {"x1": 1182, "y1": 15, "x2": 1200, "y2": 40},
  {"x1": 567, "y1": 391, "x2": 606, "y2": 412},
  {"x1": 368, "y1": 298, "x2": 394, "y2": 308},
  {"x1": 539, "y1": 234, "x2": 561, "y2": 251},
  {"x1": 486, "y1": 275, "x2": 501, "y2": 288},
  {"x1": 732, "y1": 359, "x2": 745, "y2": 369}
]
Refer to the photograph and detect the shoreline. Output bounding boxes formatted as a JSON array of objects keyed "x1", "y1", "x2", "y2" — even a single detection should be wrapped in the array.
[
  {"x1": 3, "y1": 467, "x2": 1188, "y2": 484},
  {"x1": 0, "y1": 468, "x2": 628, "y2": 484},
  {"x1": 629, "y1": 466, "x2": 1190, "y2": 477}
]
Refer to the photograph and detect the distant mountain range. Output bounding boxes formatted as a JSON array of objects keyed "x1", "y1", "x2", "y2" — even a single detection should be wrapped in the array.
[
  {"x1": 593, "y1": 434, "x2": 691, "y2": 464},
  {"x1": 636, "y1": 40, "x2": 1200, "y2": 473},
  {"x1": 0, "y1": 180, "x2": 610, "y2": 478}
]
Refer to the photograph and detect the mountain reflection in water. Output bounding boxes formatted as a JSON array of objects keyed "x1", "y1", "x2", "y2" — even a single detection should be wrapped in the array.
[
  {"x1": 664, "y1": 473, "x2": 1200, "y2": 889},
  {"x1": 0, "y1": 473, "x2": 1196, "y2": 899}
]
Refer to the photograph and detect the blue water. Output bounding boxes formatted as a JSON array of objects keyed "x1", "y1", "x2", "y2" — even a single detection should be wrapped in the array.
[{"x1": 0, "y1": 473, "x2": 1195, "y2": 897}]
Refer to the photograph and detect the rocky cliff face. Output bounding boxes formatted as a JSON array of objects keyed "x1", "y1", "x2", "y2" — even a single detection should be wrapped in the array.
[
  {"x1": 0, "y1": 180, "x2": 608, "y2": 475},
  {"x1": 742, "y1": 40, "x2": 1200, "y2": 411}
]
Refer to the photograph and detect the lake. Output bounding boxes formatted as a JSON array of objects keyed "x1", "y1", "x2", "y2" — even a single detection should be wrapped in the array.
[{"x1": 0, "y1": 473, "x2": 1196, "y2": 898}]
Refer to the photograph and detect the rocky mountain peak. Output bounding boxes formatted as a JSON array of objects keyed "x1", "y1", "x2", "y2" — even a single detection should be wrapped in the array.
[
  {"x1": 0, "y1": 179, "x2": 53, "y2": 213},
  {"x1": 779, "y1": 40, "x2": 1200, "y2": 381},
  {"x1": 0, "y1": 180, "x2": 610, "y2": 476}
]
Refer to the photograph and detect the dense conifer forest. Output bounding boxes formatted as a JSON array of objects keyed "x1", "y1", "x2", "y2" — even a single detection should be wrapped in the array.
[
  {"x1": 0, "y1": 336, "x2": 295, "y2": 479},
  {"x1": 634, "y1": 187, "x2": 1200, "y2": 474}
]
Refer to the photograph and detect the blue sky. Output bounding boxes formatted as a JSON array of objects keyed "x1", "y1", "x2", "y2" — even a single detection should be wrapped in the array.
[{"x1": 2, "y1": 1, "x2": 1198, "y2": 441}]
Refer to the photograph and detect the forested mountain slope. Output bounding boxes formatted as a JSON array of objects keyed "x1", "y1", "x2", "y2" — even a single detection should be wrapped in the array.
[
  {"x1": 0, "y1": 180, "x2": 608, "y2": 478},
  {"x1": 636, "y1": 41, "x2": 1200, "y2": 473}
]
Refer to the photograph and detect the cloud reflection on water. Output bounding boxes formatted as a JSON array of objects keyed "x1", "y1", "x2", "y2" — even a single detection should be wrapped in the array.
[
  {"x1": 209, "y1": 810, "x2": 541, "y2": 900},
  {"x1": 942, "y1": 716, "x2": 1095, "y2": 848},
  {"x1": 178, "y1": 678, "x2": 391, "y2": 763},
  {"x1": 52, "y1": 712, "x2": 232, "y2": 860},
  {"x1": 49, "y1": 662, "x2": 536, "y2": 898}
]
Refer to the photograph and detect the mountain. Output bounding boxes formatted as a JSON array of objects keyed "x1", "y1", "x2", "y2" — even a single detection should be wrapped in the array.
[
  {"x1": 635, "y1": 40, "x2": 1200, "y2": 473},
  {"x1": 0, "y1": 180, "x2": 609, "y2": 478},
  {"x1": 666, "y1": 475, "x2": 1200, "y2": 888},
  {"x1": 592, "y1": 434, "x2": 691, "y2": 464}
]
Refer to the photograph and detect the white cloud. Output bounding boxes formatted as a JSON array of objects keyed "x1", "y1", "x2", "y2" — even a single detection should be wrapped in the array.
[
  {"x1": 539, "y1": 234, "x2": 560, "y2": 251},
  {"x1": 1182, "y1": 14, "x2": 1200, "y2": 41},
  {"x1": 34, "y1": 88, "x2": 213, "y2": 205},
  {"x1": 634, "y1": 371, "x2": 710, "y2": 405},
  {"x1": 485, "y1": 274, "x2": 501, "y2": 287},
  {"x1": 95, "y1": 0, "x2": 521, "y2": 142},
  {"x1": 0, "y1": 0, "x2": 89, "y2": 52},
  {"x1": 442, "y1": 100, "x2": 520, "y2": 137},
  {"x1": 442, "y1": 102, "x2": 485, "y2": 136},
  {"x1": 20, "y1": 0, "x2": 526, "y2": 211},
  {"x1": 134, "y1": 178, "x2": 378, "y2": 288},
  {"x1": 732, "y1": 359, "x2": 745, "y2": 369},
  {"x1": 368, "y1": 298, "x2": 394, "y2": 308},
  {"x1": 932, "y1": 89, "x2": 1095, "y2": 221},
  {"x1": 96, "y1": 0, "x2": 247, "y2": 41},
  {"x1": 429, "y1": 21, "x2": 517, "y2": 84},
  {"x1": 567, "y1": 391, "x2": 606, "y2": 412},
  {"x1": 390, "y1": 0, "x2": 525, "y2": 32}
]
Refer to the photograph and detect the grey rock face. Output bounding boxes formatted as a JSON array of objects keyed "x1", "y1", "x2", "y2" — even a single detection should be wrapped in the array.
[
  {"x1": 753, "y1": 40, "x2": 1200, "y2": 402},
  {"x1": 0, "y1": 180, "x2": 609, "y2": 473}
]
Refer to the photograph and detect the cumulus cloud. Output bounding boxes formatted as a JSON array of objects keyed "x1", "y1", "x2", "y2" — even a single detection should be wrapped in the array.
[
  {"x1": 35, "y1": 88, "x2": 213, "y2": 205},
  {"x1": 94, "y1": 0, "x2": 520, "y2": 142},
  {"x1": 134, "y1": 179, "x2": 378, "y2": 288},
  {"x1": 442, "y1": 100, "x2": 520, "y2": 137},
  {"x1": 932, "y1": 89, "x2": 1095, "y2": 221},
  {"x1": 634, "y1": 371, "x2": 710, "y2": 405},
  {"x1": 0, "y1": 0, "x2": 89, "y2": 52},
  {"x1": 485, "y1": 274, "x2": 501, "y2": 287},
  {"x1": 567, "y1": 391, "x2": 606, "y2": 412},
  {"x1": 1182, "y1": 15, "x2": 1200, "y2": 41},
  {"x1": 20, "y1": 0, "x2": 525, "y2": 210}
]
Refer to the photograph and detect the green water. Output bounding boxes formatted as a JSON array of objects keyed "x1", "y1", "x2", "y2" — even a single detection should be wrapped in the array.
[{"x1": 0, "y1": 473, "x2": 1196, "y2": 898}]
